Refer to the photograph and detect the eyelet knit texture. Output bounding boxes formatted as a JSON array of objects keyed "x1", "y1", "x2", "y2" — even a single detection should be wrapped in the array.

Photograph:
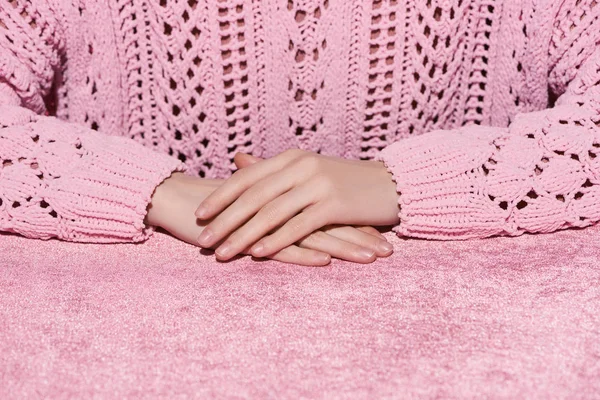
[{"x1": 0, "y1": 0, "x2": 599, "y2": 242}]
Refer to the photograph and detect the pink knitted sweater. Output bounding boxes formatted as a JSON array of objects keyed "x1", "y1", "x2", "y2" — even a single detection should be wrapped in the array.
[{"x1": 1, "y1": 0, "x2": 599, "y2": 243}]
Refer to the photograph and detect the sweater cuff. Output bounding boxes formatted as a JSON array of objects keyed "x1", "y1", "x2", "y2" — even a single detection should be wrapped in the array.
[
  {"x1": 374, "y1": 126, "x2": 510, "y2": 240},
  {"x1": 43, "y1": 133, "x2": 186, "y2": 243},
  {"x1": 1, "y1": 115, "x2": 187, "y2": 243}
]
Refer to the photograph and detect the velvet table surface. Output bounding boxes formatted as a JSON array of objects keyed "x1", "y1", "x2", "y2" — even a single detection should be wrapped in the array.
[{"x1": 1, "y1": 227, "x2": 599, "y2": 398}]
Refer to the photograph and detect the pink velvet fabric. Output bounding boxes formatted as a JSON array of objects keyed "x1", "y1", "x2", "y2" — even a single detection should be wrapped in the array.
[{"x1": 2, "y1": 230, "x2": 599, "y2": 398}]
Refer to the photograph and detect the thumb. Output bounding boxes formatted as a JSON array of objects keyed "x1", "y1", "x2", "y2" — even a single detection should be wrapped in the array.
[{"x1": 234, "y1": 152, "x2": 262, "y2": 169}]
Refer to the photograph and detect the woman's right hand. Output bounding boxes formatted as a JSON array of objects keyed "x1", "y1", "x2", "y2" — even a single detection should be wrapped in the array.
[{"x1": 145, "y1": 172, "x2": 393, "y2": 266}]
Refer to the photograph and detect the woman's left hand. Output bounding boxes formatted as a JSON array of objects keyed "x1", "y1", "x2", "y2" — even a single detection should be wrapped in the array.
[{"x1": 194, "y1": 150, "x2": 400, "y2": 261}]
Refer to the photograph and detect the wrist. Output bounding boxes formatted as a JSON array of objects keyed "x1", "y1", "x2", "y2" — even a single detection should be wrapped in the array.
[
  {"x1": 376, "y1": 161, "x2": 402, "y2": 225},
  {"x1": 145, "y1": 172, "x2": 185, "y2": 227}
]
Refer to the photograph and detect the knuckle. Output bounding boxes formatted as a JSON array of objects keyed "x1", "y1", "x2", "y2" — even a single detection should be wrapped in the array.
[
  {"x1": 299, "y1": 230, "x2": 326, "y2": 246},
  {"x1": 294, "y1": 154, "x2": 322, "y2": 174},
  {"x1": 239, "y1": 188, "x2": 263, "y2": 208},
  {"x1": 289, "y1": 218, "x2": 308, "y2": 234},
  {"x1": 312, "y1": 173, "x2": 336, "y2": 193},
  {"x1": 258, "y1": 203, "x2": 280, "y2": 225},
  {"x1": 283, "y1": 148, "x2": 305, "y2": 159}
]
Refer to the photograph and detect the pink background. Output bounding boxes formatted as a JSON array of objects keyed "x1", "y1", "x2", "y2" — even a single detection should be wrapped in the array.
[{"x1": 1, "y1": 227, "x2": 599, "y2": 398}]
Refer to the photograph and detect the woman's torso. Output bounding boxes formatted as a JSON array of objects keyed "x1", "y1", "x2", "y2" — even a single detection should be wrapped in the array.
[{"x1": 44, "y1": 0, "x2": 561, "y2": 178}]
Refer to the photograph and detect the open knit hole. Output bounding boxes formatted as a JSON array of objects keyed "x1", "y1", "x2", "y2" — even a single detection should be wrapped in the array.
[
  {"x1": 214, "y1": 2, "x2": 253, "y2": 169},
  {"x1": 461, "y1": 3, "x2": 495, "y2": 126},
  {"x1": 284, "y1": 1, "x2": 329, "y2": 148},
  {"x1": 480, "y1": 105, "x2": 600, "y2": 218},
  {"x1": 295, "y1": 10, "x2": 306, "y2": 22},
  {"x1": 360, "y1": 0, "x2": 399, "y2": 158},
  {"x1": 139, "y1": 0, "x2": 258, "y2": 176},
  {"x1": 40, "y1": 0, "x2": 596, "y2": 187}
]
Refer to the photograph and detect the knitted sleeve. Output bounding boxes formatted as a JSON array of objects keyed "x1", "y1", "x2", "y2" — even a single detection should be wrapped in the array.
[
  {"x1": 375, "y1": 2, "x2": 600, "y2": 240},
  {"x1": 0, "y1": 1, "x2": 184, "y2": 243}
]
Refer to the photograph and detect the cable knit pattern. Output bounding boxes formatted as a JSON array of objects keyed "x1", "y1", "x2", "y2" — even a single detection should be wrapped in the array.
[
  {"x1": 375, "y1": 1, "x2": 600, "y2": 239},
  {"x1": 0, "y1": 102, "x2": 184, "y2": 242},
  {"x1": 0, "y1": 0, "x2": 599, "y2": 242}
]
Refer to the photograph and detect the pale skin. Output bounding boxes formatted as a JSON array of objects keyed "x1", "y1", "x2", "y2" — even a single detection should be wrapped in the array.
[
  {"x1": 146, "y1": 151, "x2": 400, "y2": 266},
  {"x1": 193, "y1": 149, "x2": 401, "y2": 262}
]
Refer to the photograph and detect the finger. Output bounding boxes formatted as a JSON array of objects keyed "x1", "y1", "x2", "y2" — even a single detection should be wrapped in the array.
[
  {"x1": 208, "y1": 235, "x2": 331, "y2": 267},
  {"x1": 233, "y1": 153, "x2": 262, "y2": 169},
  {"x1": 196, "y1": 150, "x2": 303, "y2": 219},
  {"x1": 264, "y1": 245, "x2": 331, "y2": 267},
  {"x1": 296, "y1": 230, "x2": 376, "y2": 264},
  {"x1": 197, "y1": 167, "x2": 305, "y2": 249},
  {"x1": 356, "y1": 226, "x2": 387, "y2": 240},
  {"x1": 249, "y1": 205, "x2": 331, "y2": 258},
  {"x1": 213, "y1": 185, "x2": 314, "y2": 260},
  {"x1": 322, "y1": 225, "x2": 393, "y2": 257}
]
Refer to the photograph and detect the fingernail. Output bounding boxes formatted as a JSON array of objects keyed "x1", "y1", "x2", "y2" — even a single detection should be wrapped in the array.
[
  {"x1": 379, "y1": 242, "x2": 393, "y2": 254},
  {"x1": 359, "y1": 249, "x2": 376, "y2": 260},
  {"x1": 196, "y1": 206, "x2": 207, "y2": 218},
  {"x1": 251, "y1": 243, "x2": 264, "y2": 256},
  {"x1": 216, "y1": 242, "x2": 232, "y2": 258},
  {"x1": 197, "y1": 229, "x2": 213, "y2": 246},
  {"x1": 318, "y1": 254, "x2": 331, "y2": 265}
]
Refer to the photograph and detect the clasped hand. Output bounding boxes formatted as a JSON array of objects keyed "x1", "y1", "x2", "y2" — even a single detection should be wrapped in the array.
[{"x1": 194, "y1": 149, "x2": 400, "y2": 263}]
